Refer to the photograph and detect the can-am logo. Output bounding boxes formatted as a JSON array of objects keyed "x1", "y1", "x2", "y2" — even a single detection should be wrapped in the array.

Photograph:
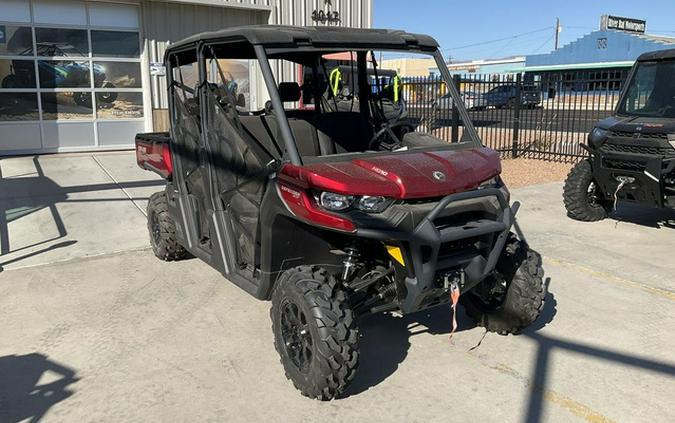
[{"x1": 433, "y1": 171, "x2": 446, "y2": 181}]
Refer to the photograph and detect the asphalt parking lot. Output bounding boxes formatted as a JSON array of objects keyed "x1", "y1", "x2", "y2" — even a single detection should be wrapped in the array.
[{"x1": 1, "y1": 152, "x2": 674, "y2": 422}]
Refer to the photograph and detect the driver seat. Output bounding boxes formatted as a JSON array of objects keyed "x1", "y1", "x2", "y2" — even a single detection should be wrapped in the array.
[{"x1": 313, "y1": 112, "x2": 374, "y2": 154}]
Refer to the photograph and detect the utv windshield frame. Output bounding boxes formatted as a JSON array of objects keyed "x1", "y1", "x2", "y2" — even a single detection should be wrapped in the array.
[{"x1": 165, "y1": 28, "x2": 482, "y2": 167}]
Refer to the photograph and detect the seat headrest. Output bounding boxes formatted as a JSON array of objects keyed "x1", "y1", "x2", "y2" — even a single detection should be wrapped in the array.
[{"x1": 279, "y1": 82, "x2": 301, "y2": 102}]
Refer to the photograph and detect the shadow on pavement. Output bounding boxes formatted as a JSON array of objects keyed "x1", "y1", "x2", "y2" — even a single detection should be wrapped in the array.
[
  {"x1": 0, "y1": 156, "x2": 163, "y2": 270},
  {"x1": 342, "y1": 285, "x2": 558, "y2": 398},
  {"x1": 611, "y1": 202, "x2": 675, "y2": 229},
  {"x1": 0, "y1": 353, "x2": 79, "y2": 423}
]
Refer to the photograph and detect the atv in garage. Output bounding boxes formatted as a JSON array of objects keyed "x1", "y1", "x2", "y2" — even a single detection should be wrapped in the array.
[
  {"x1": 135, "y1": 25, "x2": 545, "y2": 399},
  {"x1": 564, "y1": 48, "x2": 675, "y2": 221}
]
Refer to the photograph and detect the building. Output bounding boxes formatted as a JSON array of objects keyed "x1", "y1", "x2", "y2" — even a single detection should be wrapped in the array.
[
  {"x1": 519, "y1": 15, "x2": 675, "y2": 91},
  {"x1": 430, "y1": 56, "x2": 525, "y2": 77},
  {"x1": 379, "y1": 57, "x2": 435, "y2": 77},
  {"x1": 0, "y1": 0, "x2": 372, "y2": 156}
]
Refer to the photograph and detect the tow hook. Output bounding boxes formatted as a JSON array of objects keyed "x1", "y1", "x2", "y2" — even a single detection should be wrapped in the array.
[
  {"x1": 613, "y1": 176, "x2": 636, "y2": 211},
  {"x1": 441, "y1": 271, "x2": 464, "y2": 291}
]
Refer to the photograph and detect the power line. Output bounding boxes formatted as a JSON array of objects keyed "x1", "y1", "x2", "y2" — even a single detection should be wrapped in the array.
[
  {"x1": 531, "y1": 33, "x2": 555, "y2": 54},
  {"x1": 440, "y1": 26, "x2": 553, "y2": 52}
]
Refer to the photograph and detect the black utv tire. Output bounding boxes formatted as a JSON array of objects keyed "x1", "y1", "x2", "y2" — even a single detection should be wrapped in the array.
[
  {"x1": 271, "y1": 266, "x2": 359, "y2": 400},
  {"x1": 461, "y1": 236, "x2": 545, "y2": 334},
  {"x1": 147, "y1": 191, "x2": 190, "y2": 261},
  {"x1": 563, "y1": 159, "x2": 609, "y2": 221}
]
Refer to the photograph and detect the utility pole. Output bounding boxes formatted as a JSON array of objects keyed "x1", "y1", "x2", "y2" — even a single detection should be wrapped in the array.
[{"x1": 554, "y1": 18, "x2": 561, "y2": 50}]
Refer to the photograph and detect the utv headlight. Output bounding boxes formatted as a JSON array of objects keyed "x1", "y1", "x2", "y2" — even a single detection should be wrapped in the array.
[
  {"x1": 356, "y1": 195, "x2": 393, "y2": 213},
  {"x1": 588, "y1": 127, "x2": 608, "y2": 149},
  {"x1": 319, "y1": 192, "x2": 354, "y2": 211}
]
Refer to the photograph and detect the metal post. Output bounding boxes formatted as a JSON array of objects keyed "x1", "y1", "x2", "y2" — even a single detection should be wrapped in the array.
[
  {"x1": 554, "y1": 18, "x2": 560, "y2": 50},
  {"x1": 254, "y1": 45, "x2": 302, "y2": 166},
  {"x1": 512, "y1": 73, "x2": 522, "y2": 158},
  {"x1": 451, "y1": 74, "x2": 460, "y2": 143}
]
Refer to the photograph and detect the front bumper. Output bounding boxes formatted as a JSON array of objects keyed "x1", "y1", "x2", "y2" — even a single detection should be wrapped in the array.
[
  {"x1": 356, "y1": 188, "x2": 518, "y2": 314},
  {"x1": 593, "y1": 149, "x2": 675, "y2": 208}
]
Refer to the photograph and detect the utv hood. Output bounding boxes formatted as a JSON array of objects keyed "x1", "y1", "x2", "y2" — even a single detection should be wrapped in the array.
[
  {"x1": 279, "y1": 147, "x2": 501, "y2": 199},
  {"x1": 597, "y1": 115, "x2": 675, "y2": 135}
]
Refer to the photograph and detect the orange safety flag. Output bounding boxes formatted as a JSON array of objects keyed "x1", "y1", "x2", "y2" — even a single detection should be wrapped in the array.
[{"x1": 449, "y1": 282, "x2": 461, "y2": 340}]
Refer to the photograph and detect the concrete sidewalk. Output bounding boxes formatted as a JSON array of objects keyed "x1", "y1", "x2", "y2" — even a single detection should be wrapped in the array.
[
  {"x1": 0, "y1": 151, "x2": 163, "y2": 271},
  {"x1": 1, "y1": 154, "x2": 674, "y2": 422}
]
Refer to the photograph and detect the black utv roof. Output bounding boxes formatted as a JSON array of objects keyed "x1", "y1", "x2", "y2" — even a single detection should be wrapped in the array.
[
  {"x1": 637, "y1": 48, "x2": 675, "y2": 61},
  {"x1": 167, "y1": 25, "x2": 439, "y2": 53}
]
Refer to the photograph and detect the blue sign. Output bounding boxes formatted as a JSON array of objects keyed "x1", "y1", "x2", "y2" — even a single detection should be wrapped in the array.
[{"x1": 0, "y1": 26, "x2": 6, "y2": 44}]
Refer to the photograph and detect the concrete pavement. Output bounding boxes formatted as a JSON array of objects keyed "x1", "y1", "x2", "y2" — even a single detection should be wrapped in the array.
[
  {"x1": 0, "y1": 152, "x2": 163, "y2": 271},
  {"x1": 0, "y1": 152, "x2": 674, "y2": 422}
]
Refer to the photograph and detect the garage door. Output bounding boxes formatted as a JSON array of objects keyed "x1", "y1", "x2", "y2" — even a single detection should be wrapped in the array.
[{"x1": 0, "y1": 0, "x2": 145, "y2": 155}]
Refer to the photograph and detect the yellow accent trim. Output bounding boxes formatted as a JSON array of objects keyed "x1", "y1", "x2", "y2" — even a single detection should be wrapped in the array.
[
  {"x1": 329, "y1": 68, "x2": 341, "y2": 96},
  {"x1": 386, "y1": 245, "x2": 405, "y2": 266},
  {"x1": 393, "y1": 75, "x2": 400, "y2": 103}
]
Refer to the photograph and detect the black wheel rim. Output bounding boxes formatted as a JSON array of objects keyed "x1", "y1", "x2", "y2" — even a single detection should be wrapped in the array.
[
  {"x1": 150, "y1": 212, "x2": 161, "y2": 245},
  {"x1": 280, "y1": 300, "x2": 313, "y2": 372},
  {"x1": 587, "y1": 181, "x2": 601, "y2": 207},
  {"x1": 471, "y1": 272, "x2": 508, "y2": 312}
]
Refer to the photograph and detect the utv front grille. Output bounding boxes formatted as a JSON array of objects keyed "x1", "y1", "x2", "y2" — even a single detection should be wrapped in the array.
[
  {"x1": 601, "y1": 142, "x2": 675, "y2": 158},
  {"x1": 602, "y1": 158, "x2": 647, "y2": 172},
  {"x1": 609, "y1": 130, "x2": 669, "y2": 140}
]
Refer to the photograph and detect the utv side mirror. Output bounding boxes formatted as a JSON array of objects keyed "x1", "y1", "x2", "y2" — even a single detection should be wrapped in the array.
[
  {"x1": 548, "y1": 87, "x2": 556, "y2": 99},
  {"x1": 236, "y1": 93, "x2": 246, "y2": 107}
]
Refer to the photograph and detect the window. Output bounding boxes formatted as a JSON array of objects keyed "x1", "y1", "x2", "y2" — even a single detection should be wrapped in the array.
[
  {"x1": 96, "y1": 92, "x2": 143, "y2": 119},
  {"x1": 35, "y1": 28, "x2": 88, "y2": 57},
  {"x1": 0, "y1": 92, "x2": 39, "y2": 121},
  {"x1": 206, "y1": 58, "x2": 252, "y2": 111},
  {"x1": 91, "y1": 31, "x2": 140, "y2": 58},
  {"x1": 94, "y1": 61, "x2": 141, "y2": 88},
  {"x1": 41, "y1": 92, "x2": 93, "y2": 120},
  {"x1": 0, "y1": 59, "x2": 36, "y2": 88},
  {"x1": 38, "y1": 60, "x2": 91, "y2": 88},
  {"x1": 619, "y1": 60, "x2": 675, "y2": 117},
  {"x1": 0, "y1": 26, "x2": 33, "y2": 56}
]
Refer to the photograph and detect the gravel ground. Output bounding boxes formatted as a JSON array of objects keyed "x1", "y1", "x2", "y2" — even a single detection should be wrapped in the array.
[{"x1": 500, "y1": 158, "x2": 574, "y2": 188}]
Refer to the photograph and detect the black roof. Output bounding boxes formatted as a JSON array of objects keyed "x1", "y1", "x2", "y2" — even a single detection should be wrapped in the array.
[
  {"x1": 167, "y1": 25, "x2": 439, "y2": 53},
  {"x1": 637, "y1": 48, "x2": 675, "y2": 61}
]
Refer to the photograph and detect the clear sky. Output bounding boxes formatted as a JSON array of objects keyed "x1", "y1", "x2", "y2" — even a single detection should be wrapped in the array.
[{"x1": 373, "y1": 0, "x2": 675, "y2": 61}]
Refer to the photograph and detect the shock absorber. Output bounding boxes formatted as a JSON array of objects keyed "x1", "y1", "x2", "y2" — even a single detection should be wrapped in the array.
[{"x1": 341, "y1": 248, "x2": 360, "y2": 282}]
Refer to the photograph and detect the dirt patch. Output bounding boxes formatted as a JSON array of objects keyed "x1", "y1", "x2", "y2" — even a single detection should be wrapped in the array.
[{"x1": 500, "y1": 158, "x2": 573, "y2": 188}]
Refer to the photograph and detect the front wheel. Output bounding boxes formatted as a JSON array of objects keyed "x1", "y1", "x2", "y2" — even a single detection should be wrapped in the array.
[
  {"x1": 563, "y1": 159, "x2": 609, "y2": 221},
  {"x1": 271, "y1": 266, "x2": 359, "y2": 400},
  {"x1": 461, "y1": 235, "x2": 545, "y2": 334}
]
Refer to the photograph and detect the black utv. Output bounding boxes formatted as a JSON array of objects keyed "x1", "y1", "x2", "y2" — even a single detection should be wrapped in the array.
[
  {"x1": 136, "y1": 25, "x2": 545, "y2": 400},
  {"x1": 564, "y1": 48, "x2": 675, "y2": 221}
]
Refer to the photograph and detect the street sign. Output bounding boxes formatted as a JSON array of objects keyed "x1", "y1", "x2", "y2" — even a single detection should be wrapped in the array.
[{"x1": 601, "y1": 15, "x2": 646, "y2": 33}]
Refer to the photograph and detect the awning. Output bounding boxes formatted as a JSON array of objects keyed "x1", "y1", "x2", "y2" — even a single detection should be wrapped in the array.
[{"x1": 509, "y1": 60, "x2": 635, "y2": 73}]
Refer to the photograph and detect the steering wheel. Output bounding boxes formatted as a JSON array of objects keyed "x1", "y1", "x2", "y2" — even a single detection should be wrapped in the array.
[{"x1": 368, "y1": 120, "x2": 416, "y2": 150}]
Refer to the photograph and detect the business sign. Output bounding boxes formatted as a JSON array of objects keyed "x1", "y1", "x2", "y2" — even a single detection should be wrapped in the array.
[
  {"x1": 311, "y1": 0, "x2": 340, "y2": 25},
  {"x1": 602, "y1": 15, "x2": 646, "y2": 33},
  {"x1": 0, "y1": 26, "x2": 6, "y2": 44}
]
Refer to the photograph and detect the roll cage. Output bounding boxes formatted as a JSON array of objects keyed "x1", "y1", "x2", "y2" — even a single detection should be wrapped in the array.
[{"x1": 164, "y1": 26, "x2": 482, "y2": 168}]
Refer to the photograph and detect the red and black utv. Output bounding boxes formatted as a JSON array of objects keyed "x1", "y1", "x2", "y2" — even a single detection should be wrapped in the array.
[{"x1": 136, "y1": 25, "x2": 545, "y2": 400}]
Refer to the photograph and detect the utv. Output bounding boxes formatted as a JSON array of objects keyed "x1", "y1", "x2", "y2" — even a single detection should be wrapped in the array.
[
  {"x1": 135, "y1": 26, "x2": 545, "y2": 400},
  {"x1": 564, "y1": 48, "x2": 675, "y2": 221}
]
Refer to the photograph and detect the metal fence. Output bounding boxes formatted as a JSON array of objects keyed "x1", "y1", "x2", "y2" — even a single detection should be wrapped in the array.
[{"x1": 403, "y1": 70, "x2": 628, "y2": 161}]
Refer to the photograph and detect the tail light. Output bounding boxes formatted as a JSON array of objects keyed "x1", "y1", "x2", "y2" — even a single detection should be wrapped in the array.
[{"x1": 136, "y1": 140, "x2": 173, "y2": 179}]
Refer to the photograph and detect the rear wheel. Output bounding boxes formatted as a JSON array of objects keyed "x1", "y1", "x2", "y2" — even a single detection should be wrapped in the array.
[
  {"x1": 563, "y1": 159, "x2": 609, "y2": 221},
  {"x1": 147, "y1": 191, "x2": 189, "y2": 261},
  {"x1": 461, "y1": 235, "x2": 545, "y2": 334},
  {"x1": 271, "y1": 266, "x2": 359, "y2": 400}
]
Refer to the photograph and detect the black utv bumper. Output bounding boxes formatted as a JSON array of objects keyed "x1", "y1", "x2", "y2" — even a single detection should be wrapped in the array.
[
  {"x1": 592, "y1": 148, "x2": 675, "y2": 208},
  {"x1": 356, "y1": 188, "x2": 519, "y2": 314}
]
